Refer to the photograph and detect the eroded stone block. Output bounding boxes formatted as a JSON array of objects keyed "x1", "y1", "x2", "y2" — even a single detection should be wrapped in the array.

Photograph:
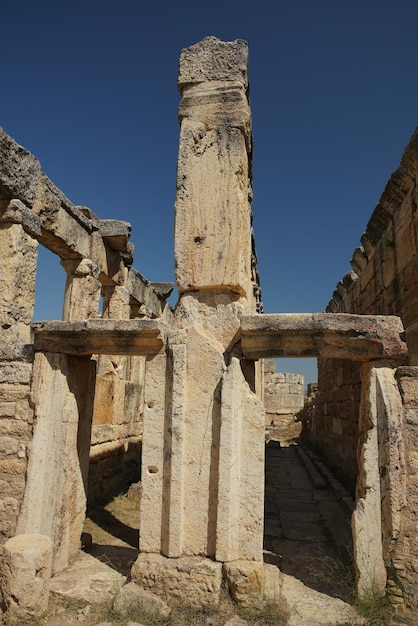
[
  {"x1": 1, "y1": 534, "x2": 52, "y2": 622},
  {"x1": 131, "y1": 553, "x2": 223, "y2": 608}
]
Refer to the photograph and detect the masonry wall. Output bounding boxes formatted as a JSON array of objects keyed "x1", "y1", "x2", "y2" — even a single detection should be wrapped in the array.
[
  {"x1": 310, "y1": 129, "x2": 418, "y2": 602},
  {"x1": 310, "y1": 129, "x2": 418, "y2": 489}
]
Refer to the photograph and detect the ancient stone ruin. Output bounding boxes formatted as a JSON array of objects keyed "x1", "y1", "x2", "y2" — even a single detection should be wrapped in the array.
[
  {"x1": 263, "y1": 360, "x2": 304, "y2": 428},
  {"x1": 0, "y1": 36, "x2": 417, "y2": 622}
]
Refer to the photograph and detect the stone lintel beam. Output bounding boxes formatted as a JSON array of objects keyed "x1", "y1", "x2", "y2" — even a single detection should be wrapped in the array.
[
  {"x1": 241, "y1": 313, "x2": 408, "y2": 361},
  {"x1": 126, "y1": 268, "x2": 170, "y2": 318},
  {"x1": 32, "y1": 319, "x2": 164, "y2": 356},
  {"x1": 0, "y1": 198, "x2": 43, "y2": 237},
  {"x1": 151, "y1": 282, "x2": 174, "y2": 299},
  {"x1": 0, "y1": 127, "x2": 42, "y2": 205},
  {"x1": 99, "y1": 219, "x2": 132, "y2": 252}
]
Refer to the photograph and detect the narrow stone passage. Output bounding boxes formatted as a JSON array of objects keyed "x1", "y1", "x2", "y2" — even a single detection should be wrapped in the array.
[{"x1": 264, "y1": 440, "x2": 354, "y2": 601}]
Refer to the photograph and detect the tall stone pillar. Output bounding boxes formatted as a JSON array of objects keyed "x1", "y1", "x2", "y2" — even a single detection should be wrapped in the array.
[
  {"x1": 132, "y1": 37, "x2": 265, "y2": 608},
  {"x1": 17, "y1": 257, "x2": 98, "y2": 572},
  {"x1": 0, "y1": 220, "x2": 38, "y2": 543}
]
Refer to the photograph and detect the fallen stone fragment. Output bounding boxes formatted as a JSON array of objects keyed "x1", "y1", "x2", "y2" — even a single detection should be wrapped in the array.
[
  {"x1": 113, "y1": 581, "x2": 171, "y2": 620},
  {"x1": 280, "y1": 573, "x2": 366, "y2": 626},
  {"x1": 49, "y1": 552, "x2": 126, "y2": 606}
]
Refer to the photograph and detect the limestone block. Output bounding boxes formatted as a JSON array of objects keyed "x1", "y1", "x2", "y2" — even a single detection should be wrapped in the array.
[
  {"x1": 131, "y1": 553, "x2": 222, "y2": 608},
  {"x1": 0, "y1": 479, "x2": 25, "y2": 500},
  {"x1": 216, "y1": 358, "x2": 264, "y2": 563},
  {"x1": 48, "y1": 551, "x2": 126, "y2": 606},
  {"x1": 0, "y1": 362, "x2": 32, "y2": 384},
  {"x1": 173, "y1": 291, "x2": 249, "y2": 349},
  {"x1": 0, "y1": 402, "x2": 16, "y2": 417},
  {"x1": 0, "y1": 420, "x2": 29, "y2": 441},
  {"x1": 93, "y1": 355, "x2": 127, "y2": 426},
  {"x1": 32, "y1": 319, "x2": 164, "y2": 356},
  {"x1": 374, "y1": 367, "x2": 406, "y2": 557},
  {"x1": 223, "y1": 560, "x2": 264, "y2": 607},
  {"x1": 178, "y1": 36, "x2": 248, "y2": 88},
  {"x1": 0, "y1": 496, "x2": 19, "y2": 517},
  {"x1": 262, "y1": 563, "x2": 281, "y2": 603},
  {"x1": 113, "y1": 582, "x2": 171, "y2": 620},
  {"x1": 279, "y1": 571, "x2": 365, "y2": 625},
  {"x1": 242, "y1": 313, "x2": 407, "y2": 361},
  {"x1": 0, "y1": 436, "x2": 22, "y2": 457},
  {"x1": 160, "y1": 333, "x2": 187, "y2": 557},
  {"x1": 0, "y1": 458, "x2": 26, "y2": 476},
  {"x1": 1, "y1": 534, "x2": 52, "y2": 622},
  {"x1": 396, "y1": 366, "x2": 418, "y2": 404},
  {"x1": 99, "y1": 219, "x2": 132, "y2": 252}
]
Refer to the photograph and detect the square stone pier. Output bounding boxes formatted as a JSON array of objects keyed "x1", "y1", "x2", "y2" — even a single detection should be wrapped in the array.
[{"x1": 130, "y1": 37, "x2": 266, "y2": 607}]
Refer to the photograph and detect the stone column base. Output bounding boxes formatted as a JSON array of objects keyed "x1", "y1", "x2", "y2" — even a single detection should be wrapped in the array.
[
  {"x1": 1, "y1": 534, "x2": 53, "y2": 623},
  {"x1": 131, "y1": 553, "x2": 223, "y2": 608}
]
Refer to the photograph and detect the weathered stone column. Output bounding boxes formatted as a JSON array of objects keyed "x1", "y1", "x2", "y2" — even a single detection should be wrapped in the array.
[
  {"x1": 16, "y1": 258, "x2": 98, "y2": 572},
  {"x1": 61, "y1": 258, "x2": 102, "y2": 321},
  {"x1": 132, "y1": 37, "x2": 265, "y2": 608},
  {"x1": 17, "y1": 352, "x2": 96, "y2": 574}
]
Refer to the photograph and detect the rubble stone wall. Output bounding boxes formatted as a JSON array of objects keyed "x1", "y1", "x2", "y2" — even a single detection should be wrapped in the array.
[{"x1": 394, "y1": 367, "x2": 418, "y2": 603}]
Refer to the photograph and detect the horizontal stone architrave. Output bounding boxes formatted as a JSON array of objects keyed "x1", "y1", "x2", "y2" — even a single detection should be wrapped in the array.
[
  {"x1": 0, "y1": 129, "x2": 169, "y2": 318},
  {"x1": 32, "y1": 319, "x2": 165, "y2": 356},
  {"x1": 241, "y1": 313, "x2": 408, "y2": 361}
]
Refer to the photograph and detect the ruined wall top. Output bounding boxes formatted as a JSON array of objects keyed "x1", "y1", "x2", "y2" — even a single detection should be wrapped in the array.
[{"x1": 178, "y1": 36, "x2": 249, "y2": 90}]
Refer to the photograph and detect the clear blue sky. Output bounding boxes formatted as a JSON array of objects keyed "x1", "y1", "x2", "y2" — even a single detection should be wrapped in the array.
[{"x1": 3, "y1": 0, "x2": 418, "y2": 385}]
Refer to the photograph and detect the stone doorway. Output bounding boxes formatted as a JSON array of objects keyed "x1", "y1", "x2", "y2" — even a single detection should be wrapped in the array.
[{"x1": 262, "y1": 356, "x2": 354, "y2": 601}]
